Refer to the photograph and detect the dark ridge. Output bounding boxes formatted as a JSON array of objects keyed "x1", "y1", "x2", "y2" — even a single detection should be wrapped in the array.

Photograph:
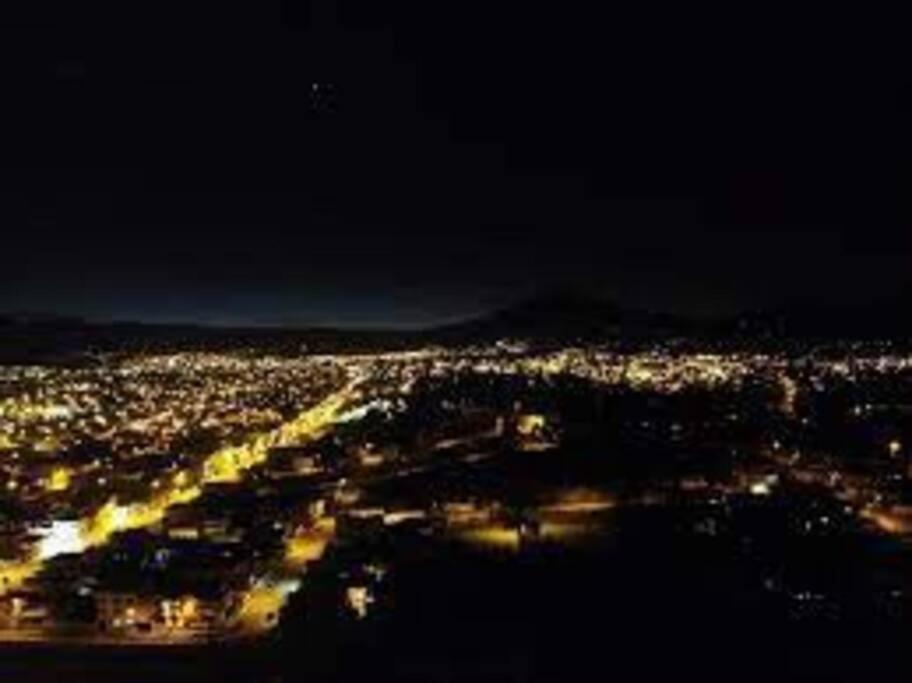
[
  {"x1": 721, "y1": 289, "x2": 912, "y2": 341},
  {"x1": 4, "y1": 286, "x2": 912, "y2": 364},
  {"x1": 429, "y1": 290, "x2": 697, "y2": 343}
]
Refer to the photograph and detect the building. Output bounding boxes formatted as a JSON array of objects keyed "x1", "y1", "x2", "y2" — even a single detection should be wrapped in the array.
[
  {"x1": 264, "y1": 445, "x2": 325, "y2": 479},
  {"x1": 95, "y1": 581, "x2": 240, "y2": 637}
]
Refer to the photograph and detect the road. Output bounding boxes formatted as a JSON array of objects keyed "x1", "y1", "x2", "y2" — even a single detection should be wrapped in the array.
[{"x1": 0, "y1": 376, "x2": 364, "y2": 643}]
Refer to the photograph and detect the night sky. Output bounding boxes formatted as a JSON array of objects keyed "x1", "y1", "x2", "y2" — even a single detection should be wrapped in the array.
[{"x1": 0, "y1": 2, "x2": 907, "y2": 327}]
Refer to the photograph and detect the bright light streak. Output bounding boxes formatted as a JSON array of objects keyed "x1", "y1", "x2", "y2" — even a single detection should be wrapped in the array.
[{"x1": 1, "y1": 381, "x2": 361, "y2": 596}]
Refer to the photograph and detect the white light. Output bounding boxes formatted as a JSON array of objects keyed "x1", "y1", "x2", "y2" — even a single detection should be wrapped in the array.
[
  {"x1": 750, "y1": 481, "x2": 771, "y2": 496},
  {"x1": 35, "y1": 520, "x2": 85, "y2": 559}
]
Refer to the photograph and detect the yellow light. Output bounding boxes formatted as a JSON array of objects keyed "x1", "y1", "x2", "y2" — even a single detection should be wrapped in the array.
[
  {"x1": 516, "y1": 414, "x2": 545, "y2": 436},
  {"x1": 46, "y1": 466, "x2": 71, "y2": 492},
  {"x1": 180, "y1": 597, "x2": 198, "y2": 623},
  {"x1": 345, "y1": 586, "x2": 373, "y2": 619},
  {"x1": 457, "y1": 525, "x2": 521, "y2": 551},
  {"x1": 285, "y1": 517, "x2": 335, "y2": 567},
  {"x1": 861, "y1": 508, "x2": 906, "y2": 534},
  {"x1": 541, "y1": 488, "x2": 616, "y2": 514}
]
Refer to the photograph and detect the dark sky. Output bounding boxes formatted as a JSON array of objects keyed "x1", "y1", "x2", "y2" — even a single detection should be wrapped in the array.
[{"x1": 0, "y1": 2, "x2": 908, "y2": 327}]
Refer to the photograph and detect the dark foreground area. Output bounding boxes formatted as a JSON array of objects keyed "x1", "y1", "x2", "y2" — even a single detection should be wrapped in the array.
[
  {"x1": 4, "y1": 517, "x2": 909, "y2": 683},
  {"x1": 280, "y1": 531, "x2": 910, "y2": 683}
]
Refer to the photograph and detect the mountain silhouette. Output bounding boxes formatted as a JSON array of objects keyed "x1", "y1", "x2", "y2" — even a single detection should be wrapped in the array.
[{"x1": 431, "y1": 290, "x2": 695, "y2": 342}]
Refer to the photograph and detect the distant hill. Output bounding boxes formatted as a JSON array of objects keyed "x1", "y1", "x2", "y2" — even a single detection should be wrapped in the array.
[
  {"x1": 724, "y1": 294, "x2": 912, "y2": 340},
  {"x1": 430, "y1": 288, "x2": 912, "y2": 344},
  {"x1": 0, "y1": 314, "x2": 414, "y2": 365},
  {"x1": 429, "y1": 291, "x2": 698, "y2": 343},
  {"x1": 4, "y1": 288, "x2": 912, "y2": 364}
]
